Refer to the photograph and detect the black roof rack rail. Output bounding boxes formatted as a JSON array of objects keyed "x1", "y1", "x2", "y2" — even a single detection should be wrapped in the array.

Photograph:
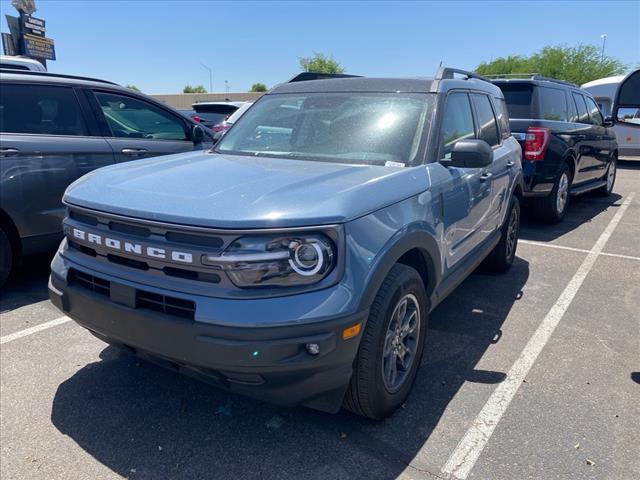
[
  {"x1": 287, "y1": 72, "x2": 362, "y2": 83},
  {"x1": 0, "y1": 68, "x2": 119, "y2": 86},
  {"x1": 430, "y1": 66, "x2": 491, "y2": 92},
  {"x1": 483, "y1": 73, "x2": 578, "y2": 87},
  {"x1": 435, "y1": 66, "x2": 489, "y2": 82}
]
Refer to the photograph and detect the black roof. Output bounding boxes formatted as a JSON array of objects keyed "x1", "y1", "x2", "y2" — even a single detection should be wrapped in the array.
[
  {"x1": 270, "y1": 77, "x2": 436, "y2": 94},
  {"x1": 269, "y1": 67, "x2": 503, "y2": 97}
]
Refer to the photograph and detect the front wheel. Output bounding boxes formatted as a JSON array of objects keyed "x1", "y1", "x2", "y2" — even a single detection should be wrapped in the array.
[{"x1": 343, "y1": 264, "x2": 428, "y2": 419}]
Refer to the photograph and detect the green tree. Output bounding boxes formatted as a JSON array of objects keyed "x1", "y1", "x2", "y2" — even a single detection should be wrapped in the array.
[
  {"x1": 125, "y1": 84, "x2": 141, "y2": 92},
  {"x1": 299, "y1": 52, "x2": 345, "y2": 74},
  {"x1": 183, "y1": 85, "x2": 207, "y2": 93},
  {"x1": 475, "y1": 45, "x2": 626, "y2": 85},
  {"x1": 250, "y1": 82, "x2": 267, "y2": 92}
]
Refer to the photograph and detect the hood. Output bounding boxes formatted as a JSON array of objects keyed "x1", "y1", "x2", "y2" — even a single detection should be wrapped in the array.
[{"x1": 64, "y1": 152, "x2": 427, "y2": 228}]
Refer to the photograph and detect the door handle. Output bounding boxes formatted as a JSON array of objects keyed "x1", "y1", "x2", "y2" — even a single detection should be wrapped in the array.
[
  {"x1": 506, "y1": 161, "x2": 515, "y2": 169},
  {"x1": 480, "y1": 172, "x2": 493, "y2": 181},
  {"x1": 121, "y1": 148, "x2": 148, "y2": 156},
  {"x1": 0, "y1": 148, "x2": 19, "y2": 157}
]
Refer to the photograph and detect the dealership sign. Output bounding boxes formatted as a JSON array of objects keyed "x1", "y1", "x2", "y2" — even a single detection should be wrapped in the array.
[
  {"x1": 20, "y1": 14, "x2": 45, "y2": 36},
  {"x1": 21, "y1": 32, "x2": 55, "y2": 60},
  {"x1": 2, "y1": 0, "x2": 55, "y2": 64}
]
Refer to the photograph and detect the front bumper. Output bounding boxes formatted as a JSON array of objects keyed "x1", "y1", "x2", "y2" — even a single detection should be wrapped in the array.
[{"x1": 49, "y1": 256, "x2": 367, "y2": 413}]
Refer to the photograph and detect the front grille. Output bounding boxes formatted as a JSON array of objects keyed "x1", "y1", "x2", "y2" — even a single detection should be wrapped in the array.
[
  {"x1": 136, "y1": 291, "x2": 196, "y2": 319},
  {"x1": 69, "y1": 268, "x2": 196, "y2": 320},
  {"x1": 69, "y1": 269, "x2": 109, "y2": 296},
  {"x1": 66, "y1": 207, "x2": 227, "y2": 285}
]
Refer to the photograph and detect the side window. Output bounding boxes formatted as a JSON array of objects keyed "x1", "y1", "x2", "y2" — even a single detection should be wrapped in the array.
[
  {"x1": 439, "y1": 92, "x2": 475, "y2": 159},
  {"x1": 94, "y1": 91, "x2": 188, "y2": 140},
  {"x1": 471, "y1": 93, "x2": 500, "y2": 146},
  {"x1": 572, "y1": 93, "x2": 590, "y2": 124},
  {"x1": 537, "y1": 86, "x2": 568, "y2": 121},
  {"x1": 585, "y1": 97, "x2": 604, "y2": 126},
  {"x1": 568, "y1": 91, "x2": 579, "y2": 122},
  {"x1": 494, "y1": 97, "x2": 511, "y2": 139},
  {"x1": 0, "y1": 83, "x2": 87, "y2": 136}
]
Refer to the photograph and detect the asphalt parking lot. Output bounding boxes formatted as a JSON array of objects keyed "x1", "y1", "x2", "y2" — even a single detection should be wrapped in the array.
[{"x1": 1, "y1": 162, "x2": 638, "y2": 480}]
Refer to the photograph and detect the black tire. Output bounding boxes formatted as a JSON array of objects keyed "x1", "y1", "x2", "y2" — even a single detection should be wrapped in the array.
[
  {"x1": 484, "y1": 195, "x2": 520, "y2": 272},
  {"x1": 533, "y1": 163, "x2": 571, "y2": 223},
  {"x1": 343, "y1": 264, "x2": 428, "y2": 419},
  {"x1": 595, "y1": 157, "x2": 616, "y2": 197},
  {"x1": 0, "y1": 227, "x2": 12, "y2": 288}
]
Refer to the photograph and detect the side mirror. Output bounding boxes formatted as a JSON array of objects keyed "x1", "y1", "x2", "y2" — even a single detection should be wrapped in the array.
[
  {"x1": 614, "y1": 107, "x2": 640, "y2": 127},
  {"x1": 445, "y1": 139, "x2": 493, "y2": 168},
  {"x1": 613, "y1": 69, "x2": 640, "y2": 127},
  {"x1": 603, "y1": 116, "x2": 614, "y2": 127},
  {"x1": 192, "y1": 124, "x2": 205, "y2": 145}
]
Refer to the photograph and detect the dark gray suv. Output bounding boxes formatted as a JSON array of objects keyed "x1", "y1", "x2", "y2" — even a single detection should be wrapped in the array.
[{"x1": 0, "y1": 70, "x2": 213, "y2": 286}]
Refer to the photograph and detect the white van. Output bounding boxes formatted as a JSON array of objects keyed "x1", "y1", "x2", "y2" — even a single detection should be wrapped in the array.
[
  {"x1": 0, "y1": 55, "x2": 47, "y2": 72},
  {"x1": 583, "y1": 70, "x2": 640, "y2": 161}
]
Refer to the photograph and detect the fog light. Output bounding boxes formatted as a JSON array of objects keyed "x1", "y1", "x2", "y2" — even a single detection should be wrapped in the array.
[{"x1": 306, "y1": 343, "x2": 320, "y2": 355}]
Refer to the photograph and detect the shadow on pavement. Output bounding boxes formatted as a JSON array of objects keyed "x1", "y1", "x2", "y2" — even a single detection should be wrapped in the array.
[
  {"x1": 519, "y1": 192, "x2": 623, "y2": 243},
  {"x1": 0, "y1": 252, "x2": 54, "y2": 313},
  {"x1": 51, "y1": 258, "x2": 529, "y2": 479}
]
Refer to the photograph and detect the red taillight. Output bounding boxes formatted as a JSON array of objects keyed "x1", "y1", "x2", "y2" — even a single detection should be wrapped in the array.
[
  {"x1": 191, "y1": 115, "x2": 202, "y2": 123},
  {"x1": 211, "y1": 122, "x2": 224, "y2": 132},
  {"x1": 524, "y1": 127, "x2": 551, "y2": 161}
]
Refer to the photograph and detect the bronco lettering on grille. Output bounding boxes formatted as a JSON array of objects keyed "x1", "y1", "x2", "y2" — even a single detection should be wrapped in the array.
[{"x1": 70, "y1": 228, "x2": 194, "y2": 264}]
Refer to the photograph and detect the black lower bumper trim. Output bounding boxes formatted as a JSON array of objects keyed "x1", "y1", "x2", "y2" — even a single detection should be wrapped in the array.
[{"x1": 49, "y1": 274, "x2": 366, "y2": 412}]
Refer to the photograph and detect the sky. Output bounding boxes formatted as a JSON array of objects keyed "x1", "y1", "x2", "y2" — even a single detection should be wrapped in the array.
[{"x1": 1, "y1": 0, "x2": 638, "y2": 94}]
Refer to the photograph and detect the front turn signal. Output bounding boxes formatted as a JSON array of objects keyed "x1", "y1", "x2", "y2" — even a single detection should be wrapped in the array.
[{"x1": 342, "y1": 323, "x2": 362, "y2": 340}]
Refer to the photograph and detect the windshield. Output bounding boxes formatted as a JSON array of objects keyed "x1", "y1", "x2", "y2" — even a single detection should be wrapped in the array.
[{"x1": 216, "y1": 93, "x2": 433, "y2": 166}]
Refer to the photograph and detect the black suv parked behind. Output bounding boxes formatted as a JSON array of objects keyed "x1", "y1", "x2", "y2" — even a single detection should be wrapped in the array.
[{"x1": 491, "y1": 75, "x2": 618, "y2": 223}]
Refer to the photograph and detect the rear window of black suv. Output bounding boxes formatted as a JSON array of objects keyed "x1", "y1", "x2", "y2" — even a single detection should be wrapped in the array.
[{"x1": 497, "y1": 83, "x2": 533, "y2": 119}]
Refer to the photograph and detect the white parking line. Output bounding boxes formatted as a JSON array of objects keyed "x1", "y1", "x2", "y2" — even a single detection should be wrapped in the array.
[
  {"x1": 441, "y1": 192, "x2": 635, "y2": 479},
  {"x1": 0, "y1": 316, "x2": 71, "y2": 345},
  {"x1": 520, "y1": 239, "x2": 640, "y2": 261}
]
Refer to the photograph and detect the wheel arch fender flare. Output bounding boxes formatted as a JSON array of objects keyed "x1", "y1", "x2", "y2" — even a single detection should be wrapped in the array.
[{"x1": 357, "y1": 224, "x2": 441, "y2": 313}]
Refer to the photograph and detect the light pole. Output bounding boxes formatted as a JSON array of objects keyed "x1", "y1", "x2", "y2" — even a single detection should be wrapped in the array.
[
  {"x1": 600, "y1": 34, "x2": 607, "y2": 62},
  {"x1": 200, "y1": 63, "x2": 213, "y2": 92},
  {"x1": 225, "y1": 80, "x2": 229, "y2": 94}
]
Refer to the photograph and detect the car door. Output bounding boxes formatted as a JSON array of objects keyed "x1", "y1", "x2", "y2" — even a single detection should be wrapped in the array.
[
  {"x1": 584, "y1": 95, "x2": 612, "y2": 177},
  {"x1": 470, "y1": 92, "x2": 511, "y2": 232},
  {"x1": 89, "y1": 90, "x2": 202, "y2": 162},
  {"x1": 438, "y1": 92, "x2": 494, "y2": 269},
  {"x1": 0, "y1": 82, "x2": 114, "y2": 245},
  {"x1": 570, "y1": 92, "x2": 600, "y2": 182}
]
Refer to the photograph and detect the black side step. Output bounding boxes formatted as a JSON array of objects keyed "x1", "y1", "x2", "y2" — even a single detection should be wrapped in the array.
[{"x1": 570, "y1": 180, "x2": 606, "y2": 196}]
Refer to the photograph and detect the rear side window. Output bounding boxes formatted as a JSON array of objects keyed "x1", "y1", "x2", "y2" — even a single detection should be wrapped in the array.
[
  {"x1": 494, "y1": 97, "x2": 511, "y2": 139},
  {"x1": 471, "y1": 93, "x2": 500, "y2": 146},
  {"x1": 95, "y1": 91, "x2": 188, "y2": 140},
  {"x1": 0, "y1": 84, "x2": 87, "y2": 136},
  {"x1": 439, "y1": 92, "x2": 475, "y2": 159},
  {"x1": 537, "y1": 87, "x2": 568, "y2": 121},
  {"x1": 572, "y1": 93, "x2": 590, "y2": 124},
  {"x1": 584, "y1": 97, "x2": 603, "y2": 126},
  {"x1": 495, "y1": 83, "x2": 533, "y2": 119}
]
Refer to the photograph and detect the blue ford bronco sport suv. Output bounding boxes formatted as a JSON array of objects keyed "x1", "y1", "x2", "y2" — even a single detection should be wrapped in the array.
[{"x1": 49, "y1": 68, "x2": 523, "y2": 419}]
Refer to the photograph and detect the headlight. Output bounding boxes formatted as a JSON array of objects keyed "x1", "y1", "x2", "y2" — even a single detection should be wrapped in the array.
[{"x1": 202, "y1": 234, "x2": 336, "y2": 287}]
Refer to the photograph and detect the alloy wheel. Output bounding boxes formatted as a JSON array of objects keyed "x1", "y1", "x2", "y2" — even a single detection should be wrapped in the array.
[
  {"x1": 556, "y1": 173, "x2": 569, "y2": 214},
  {"x1": 382, "y1": 293, "x2": 421, "y2": 393}
]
